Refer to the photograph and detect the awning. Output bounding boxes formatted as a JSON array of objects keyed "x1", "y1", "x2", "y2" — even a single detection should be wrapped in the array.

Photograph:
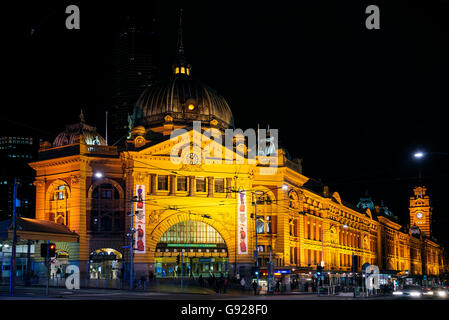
[{"x1": 0, "y1": 217, "x2": 79, "y2": 243}]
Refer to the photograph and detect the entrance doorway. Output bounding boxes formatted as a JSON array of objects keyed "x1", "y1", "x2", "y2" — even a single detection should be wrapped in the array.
[
  {"x1": 89, "y1": 248, "x2": 122, "y2": 279},
  {"x1": 155, "y1": 220, "x2": 228, "y2": 278}
]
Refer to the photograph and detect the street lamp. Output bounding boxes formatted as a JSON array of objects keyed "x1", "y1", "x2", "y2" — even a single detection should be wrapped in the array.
[
  {"x1": 413, "y1": 152, "x2": 424, "y2": 159},
  {"x1": 127, "y1": 195, "x2": 138, "y2": 290},
  {"x1": 319, "y1": 223, "x2": 348, "y2": 294},
  {"x1": 94, "y1": 172, "x2": 103, "y2": 178},
  {"x1": 413, "y1": 151, "x2": 449, "y2": 159},
  {"x1": 248, "y1": 184, "x2": 289, "y2": 294}
]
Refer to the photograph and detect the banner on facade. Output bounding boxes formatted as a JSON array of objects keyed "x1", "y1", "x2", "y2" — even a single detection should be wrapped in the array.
[
  {"x1": 135, "y1": 184, "x2": 146, "y2": 254},
  {"x1": 238, "y1": 191, "x2": 248, "y2": 254}
]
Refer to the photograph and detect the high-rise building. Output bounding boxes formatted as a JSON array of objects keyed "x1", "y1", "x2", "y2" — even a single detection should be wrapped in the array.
[
  {"x1": 108, "y1": 18, "x2": 158, "y2": 147},
  {"x1": 0, "y1": 135, "x2": 40, "y2": 220}
]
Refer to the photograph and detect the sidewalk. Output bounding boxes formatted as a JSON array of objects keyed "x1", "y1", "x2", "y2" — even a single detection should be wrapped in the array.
[{"x1": 0, "y1": 283, "x2": 216, "y2": 297}]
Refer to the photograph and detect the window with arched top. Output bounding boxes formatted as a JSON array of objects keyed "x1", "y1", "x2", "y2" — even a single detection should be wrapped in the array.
[
  {"x1": 48, "y1": 182, "x2": 70, "y2": 226},
  {"x1": 158, "y1": 220, "x2": 225, "y2": 244},
  {"x1": 253, "y1": 193, "x2": 276, "y2": 234},
  {"x1": 89, "y1": 183, "x2": 123, "y2": 233},
  {"x1": 288, "y1": 191, "x2": 299, "y2": 209}
]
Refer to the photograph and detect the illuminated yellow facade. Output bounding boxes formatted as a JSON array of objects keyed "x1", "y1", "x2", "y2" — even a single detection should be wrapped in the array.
[
  {"x1": 28, "y1": 40, "x2": 445, "y2": 281},
  {"x1": 29, "y1": 126, "x2": 445, "y2": 280}
]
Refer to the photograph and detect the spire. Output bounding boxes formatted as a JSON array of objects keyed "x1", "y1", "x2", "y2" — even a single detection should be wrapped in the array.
[
  {"x1": 172, "y1": 8, "x2": 191, "y2": 76},
  {"x1": 177, "y1": 8, "x2": 184, "y2": 57}
]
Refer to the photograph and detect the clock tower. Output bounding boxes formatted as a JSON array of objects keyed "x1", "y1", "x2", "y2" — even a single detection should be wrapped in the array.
[{"x1": 409, "y1": 186, "x2": 432, "y2": 237}]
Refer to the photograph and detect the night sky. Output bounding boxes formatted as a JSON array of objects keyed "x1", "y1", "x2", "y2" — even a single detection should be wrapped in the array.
[{"x1": 3, "y1": 1, "x2": 449, "y2": 247}]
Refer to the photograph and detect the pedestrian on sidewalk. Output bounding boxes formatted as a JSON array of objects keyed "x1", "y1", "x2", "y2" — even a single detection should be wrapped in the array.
[
  {"x1": 240, "y1": 277, "x2": 246, "y2": 293},
  {"x1": 252, "y1": 279, "x2": 259, "y2": 295},
  {"x1": 276, "y1": 280, "x2": 281, "y2": 294},
  {"x1": 224, "y1": 276, "x2": 228, "y2": 293}
]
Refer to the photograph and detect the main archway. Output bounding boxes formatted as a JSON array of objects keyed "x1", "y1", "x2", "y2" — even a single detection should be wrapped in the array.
[{"x1": 154, "y1": 220, "x2": 228, "y2": 278}]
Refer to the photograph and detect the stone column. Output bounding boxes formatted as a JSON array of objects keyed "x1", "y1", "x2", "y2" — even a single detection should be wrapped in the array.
[
  {"x1": 150, "y1": 174, "x2": 157, "y2": 195},
  {"x1": 207, "y1": 177, "x2": 214, "y2": 197},
  {"x1": 188, "y1": 176, "x2": 195, "y2": 196},
  {"x1": 226, "y1": 177, "x2": 232, "y2": 198},
  {"x1": 169, "y1": 175, "x2": 176, "y2": 196}
]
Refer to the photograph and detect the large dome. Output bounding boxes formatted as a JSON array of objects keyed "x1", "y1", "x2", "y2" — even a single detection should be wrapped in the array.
[{"x1": 133, "y1": 74, "x2": 234, "y2": 130}]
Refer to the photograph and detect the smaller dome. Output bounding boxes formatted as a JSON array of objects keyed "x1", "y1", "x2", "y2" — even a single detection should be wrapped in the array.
[{"x1": 53, "y1": 122, "x2": 106, "y2": 147}]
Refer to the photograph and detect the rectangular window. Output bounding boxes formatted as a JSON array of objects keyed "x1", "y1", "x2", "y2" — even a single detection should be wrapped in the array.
[
  {"x1": 266, "y1": 216, "x2": 272, "y2": 234},
  {"x1": 177, "y1": 176, "x2": 187, "y2": 191},
  {"x1": 214, "y1": 178, "x2": 224, "y2": 193},
  {"x1": 158, "y1": 175, "x2": 168, "y2": 190},
  {"x1": 307, "y1": 221, "x2": 311, "y2": 240},
  {"x1": 196, "y1": 177, "x2": 206, "y2": 192},
  {"x1": 101, "y1": 190, "x2": 112, "y2": 199}
]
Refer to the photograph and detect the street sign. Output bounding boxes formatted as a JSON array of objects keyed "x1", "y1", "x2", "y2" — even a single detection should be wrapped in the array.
[{"x1": 122, "y1": 245, "x2": 131, "y2": 249}]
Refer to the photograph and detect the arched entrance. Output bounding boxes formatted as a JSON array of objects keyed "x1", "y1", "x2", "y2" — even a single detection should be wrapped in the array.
[
  {"x1": 89, "y1": 248, "x2": 122, "y2": 279},
  {"x1": 155, "y1": 220, "x2": 228, "y2": 278}
]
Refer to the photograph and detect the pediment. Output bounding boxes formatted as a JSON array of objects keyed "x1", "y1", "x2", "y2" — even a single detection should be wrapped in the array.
[{"x1": 133, "y1": 129, "x2": 243, "y2": 165}]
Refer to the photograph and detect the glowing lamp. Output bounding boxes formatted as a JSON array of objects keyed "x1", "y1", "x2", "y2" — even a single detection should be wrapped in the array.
[
  {"x1": 94, "y1": 172, "x2": 103, "y2": 178},
  {"x1": 413, "y1": 152, "x2": 424, "y2": 158}
]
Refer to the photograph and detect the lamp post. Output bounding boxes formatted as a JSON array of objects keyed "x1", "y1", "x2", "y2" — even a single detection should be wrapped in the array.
[
  {"x1": 127, "y1": 195, "x2": 138, "y2": 291},
  {"x1": 413, "y1": 151, "x2": 449, "y2": 179},
  {"x1": 319, "y1": 223, "x2": 348, "y2": 295},
  {"x1": 252, "y1": 184, "x2": 289, "y2": 294},
  {"x1": 413, "y1": 151, "x2": 449, "y2": 159},
  {"x1": 252, "y1": 189, "x2": 264, "y2": 293},
  {"x1": 9, "y1": 178, "x2": 18, "y2": 296}
]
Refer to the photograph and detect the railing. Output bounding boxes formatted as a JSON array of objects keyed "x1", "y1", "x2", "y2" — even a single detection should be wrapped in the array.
[{"x1": 86, "y1": 145, "x2": 118, "y2": 156}]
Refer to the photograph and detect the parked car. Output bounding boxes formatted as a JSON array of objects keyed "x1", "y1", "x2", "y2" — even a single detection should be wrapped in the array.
[{"x1": 392, "y1": 285, "x2": 423, "y2": 297}]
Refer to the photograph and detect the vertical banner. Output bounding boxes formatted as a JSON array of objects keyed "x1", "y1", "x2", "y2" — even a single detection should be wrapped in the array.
[
  {"x1": 135, "y1": 184, "x2": 146, "y2": 254},
  {"x1": 238, "y1": 191, "x2": 248, "y2": 254}
]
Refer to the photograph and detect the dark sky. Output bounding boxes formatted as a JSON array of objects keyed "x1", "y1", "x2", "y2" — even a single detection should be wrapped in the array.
[{"x1": 4, "y1": 1, "x2": 449, "y2": 246}]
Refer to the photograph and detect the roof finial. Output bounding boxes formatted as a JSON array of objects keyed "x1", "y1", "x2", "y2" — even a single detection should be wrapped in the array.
[
  {"x1": 177, "y1": 8, "x2": 184, "y2": 56},
  {"x1": 80, "y1": 109, "x2": 85, "y2": 124}
]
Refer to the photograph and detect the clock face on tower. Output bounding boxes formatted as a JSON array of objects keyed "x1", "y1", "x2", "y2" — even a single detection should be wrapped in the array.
[{"x1": 416, "y1": 212, "x2": 423, "y2": 219}]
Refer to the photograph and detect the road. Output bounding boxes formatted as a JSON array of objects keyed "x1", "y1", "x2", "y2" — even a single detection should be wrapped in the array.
[{"x1": 1, "y1": 285, "x2": 444, "y2": 300}]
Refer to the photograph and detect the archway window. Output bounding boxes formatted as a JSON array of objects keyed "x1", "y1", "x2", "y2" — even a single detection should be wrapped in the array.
[
  {"x1": 159, "y1": 220, "x2": 225, "y2": 244},
  {"x1": 48, "y1": 183, "x2": 69, "y2": 226},
  {"x1": 90, "y1": 183, "x2": 123, "y2": 233},
  {"x1": 289, "y1": 191, "x2": 299, "y2": 209},
  {"x1": 253, "y1": 194, "x2": 275, "y2": 234}
]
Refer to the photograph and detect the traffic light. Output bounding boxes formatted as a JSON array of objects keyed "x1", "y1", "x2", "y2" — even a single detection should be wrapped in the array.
[
  {"x1": 49, "y1": 243, "x2": 56, "y2": 257},
  {"x1": 40, "y1": 243, "x2": 56, "y2": 257},
  {"x1": 176, "y1": 255, "x2": 180, "y2": 265},
  {"x1": 316, "y1": 264, "x2": 323, "y2": 276},
  {"x1": 252, "y1": 267, "x2": 259, "y2": 277}
]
